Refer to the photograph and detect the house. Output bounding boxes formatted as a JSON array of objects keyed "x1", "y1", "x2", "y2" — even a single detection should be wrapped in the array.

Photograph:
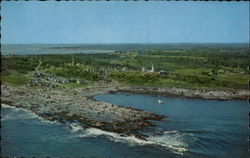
[
  {"x1": 159, "y1": 70, "x2": 168, "y2": 75},
  {"x1": 47, "y1": 76, "x2": 69, "y2": 84},
  {"x1": 98, "y1": 80, "x2": 110, "y2": 85},
  {"x1": 122, "y1": 67, "x2": 127, "y2": 71},
  {"x1": 141, "y1": 67, "x2": 146, "y2": 72},
  {"x1": 60, "y1": 78, "x2": 69, "y2": 84},
  {"x1": 76, "y1": 79, "x2": 84, "y2": 84}
]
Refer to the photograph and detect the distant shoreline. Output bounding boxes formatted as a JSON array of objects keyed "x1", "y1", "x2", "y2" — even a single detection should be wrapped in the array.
[
  {"x1": 114, "y1": 86, "x2": 249, "y2": 101},
  {"x1": 2, "y1": 43, "x2": 248, "y2": 55},
  {"x1": 81, "y1": 86, "x2": 249, "y2": 101},
  {"x1": 2, "y1": 43, "x2": 249, "y2": 45}
]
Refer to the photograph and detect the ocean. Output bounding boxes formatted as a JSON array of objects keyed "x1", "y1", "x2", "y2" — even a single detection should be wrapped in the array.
[
  {"x1": 1, "y1": 92, "x2": 248, "y2": 158},
  {"x1": 1, "y1": 43, "x2": 248, "y2": 55}
]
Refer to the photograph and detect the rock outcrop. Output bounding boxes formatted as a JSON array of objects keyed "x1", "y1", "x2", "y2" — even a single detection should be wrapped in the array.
[{"x1": 1, "y1": 84, "x2": 165, "y2": 140}]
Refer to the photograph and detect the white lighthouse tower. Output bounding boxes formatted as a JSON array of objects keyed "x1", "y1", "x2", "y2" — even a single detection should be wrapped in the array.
[{"x1": 151, "y1": 63, "x2": 155, "y2": 72}]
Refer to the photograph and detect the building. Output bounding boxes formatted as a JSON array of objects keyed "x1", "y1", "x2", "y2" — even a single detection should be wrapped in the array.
[
  {"x1": 76, "y1": 79, "x2": 84, "y2": 84},
  {"x1": 159, "y1": 70, "x2": 168, "y2": 75},
  {"x1": 122, "y1": 67, "x2": 127, "y2": 71},
  {"x1": 47, "y1": 76, "x2": 69, "y2": 84},
  {"x1": 98, "y1": 80, "x2": 110, "y2": 85},
  {"x1": 148, "y1": 63, "x2": 155, "y2": 73},
  {"x1": 141, "y1": 67, "x2": 146, "y2": 72},
  {"x1": 60, "y1": 78, "x2": 69, "y2": 84},
  {"x1": 71, "y1": 57, "x2": 75, "y2": 66}
]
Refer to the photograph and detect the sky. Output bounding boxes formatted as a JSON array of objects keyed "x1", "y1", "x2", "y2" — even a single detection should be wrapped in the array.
[{"x1": 1, "y1": 1, "x2": 249, "y2": 44}]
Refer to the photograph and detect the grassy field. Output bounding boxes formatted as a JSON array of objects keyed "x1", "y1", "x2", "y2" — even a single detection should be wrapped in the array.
[
  {"x1": 1, "y1": 70, "x2": 30, "y2": 86},
  {"x1": 1, "y1": 46, "x2": 249, "y2": 90}
]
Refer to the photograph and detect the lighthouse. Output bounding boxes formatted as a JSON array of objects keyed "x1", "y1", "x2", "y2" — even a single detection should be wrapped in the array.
[{"x1": 151, "y1": 63, "x2": 155, "y2": 72}]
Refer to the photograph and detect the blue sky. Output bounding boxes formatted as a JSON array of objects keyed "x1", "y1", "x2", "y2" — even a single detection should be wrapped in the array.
[{"x1": 1, "y1": 1, "x2": 249, "y2": 44}]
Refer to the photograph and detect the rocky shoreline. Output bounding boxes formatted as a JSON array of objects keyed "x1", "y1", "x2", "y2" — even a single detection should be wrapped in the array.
[
  {"x1": 80, "y1": 86, "x2": 249, "y2": 100},
  {"x1": 114, "y1": 86, "x2": 249, "y2": 101},
  {"x1": 1, "y1": 84, "x2": 248, "y2": 140},
  {"x1": 1, "y1": 84, "x2": 165, "y2": 140}
]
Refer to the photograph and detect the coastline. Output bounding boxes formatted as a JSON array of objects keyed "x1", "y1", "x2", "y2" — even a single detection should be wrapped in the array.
[
  {"x1": 114, "y1": 86, "x2": 249, "y2": 101},
  {"x1": 1, "y1": 84, "x2": 165, "y2": 141},
  {"x1": 1, "y1": 84, "x2": 248, "y2": 140},
  {"x1": 82, "y1": 85, "x2": 249, "y2": 101}
]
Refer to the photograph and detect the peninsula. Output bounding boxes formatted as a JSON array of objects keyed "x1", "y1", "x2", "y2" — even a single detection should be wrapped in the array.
[{"x1": 1, "y1": 44, "x2": 249, "y2": 140}]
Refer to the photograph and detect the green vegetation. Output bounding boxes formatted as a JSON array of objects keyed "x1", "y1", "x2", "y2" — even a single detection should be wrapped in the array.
[
  {"x1": 47, "y1": 67, "x2": 103, "y2": 81},
  {"x1": 110, "y1": 71, "x2": 164, "y2": 86},
  {"x1": 1, "y1": 56, "x2": 39, "y2": 75},
  {"x1": 1, "y1": 70, "x2": 30, "y2": 86},
  {"x1": 1, "y1": 46, "x2": 249, "y2": 90}
]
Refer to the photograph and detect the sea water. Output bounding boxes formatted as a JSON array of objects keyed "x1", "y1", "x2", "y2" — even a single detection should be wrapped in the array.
[{"x1": 1, "y1": 93, "x2": 249, "y2": 158}]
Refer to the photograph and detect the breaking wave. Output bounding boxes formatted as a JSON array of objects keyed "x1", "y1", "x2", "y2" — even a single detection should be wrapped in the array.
[
  {"x1": 70, "y1": 124, "x2": 191, "y2": 155},
  {"x1": 1, "y1": 104, "x2": 57, "y2": 124},
  {"x1": 1, "y1": 104, "x2": 16, "y2": 109},
  {"x1": 1, "y1": 104, "x2": 193, "y2": 155}
]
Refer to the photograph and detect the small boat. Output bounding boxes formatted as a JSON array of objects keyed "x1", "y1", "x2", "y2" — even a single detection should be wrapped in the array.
[{"x1": 158, "y1": 100, "x2": 164, "y2": 103}]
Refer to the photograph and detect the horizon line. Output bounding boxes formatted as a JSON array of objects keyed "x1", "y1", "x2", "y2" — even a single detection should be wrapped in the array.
[{"x1": 2, "y1": 42, "x2": 249, "y2": 45}]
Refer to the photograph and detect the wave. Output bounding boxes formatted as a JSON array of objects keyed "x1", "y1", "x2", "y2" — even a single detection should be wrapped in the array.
[
  {"x1": 1, "y1": 104, "x2": 191, "y2": 155},
  {"x1": 69, "y1": 123, "x2": 85, "y2": 132},
  {"x1": 147, "y1": 132, "x2": 189, "y2": 154},
  {"x1": 1, "y1": 104, "x2": 58, "y2": 124},
  {"x1": 70, "y1": 125, "x2": 191, "y2": 155},
  {"x1": 1, "y1": 103, "x2": 16, "y2": 109}
]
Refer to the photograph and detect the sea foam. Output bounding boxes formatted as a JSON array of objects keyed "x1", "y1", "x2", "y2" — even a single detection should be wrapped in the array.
[
  {"x1": 71, "y1": 125, "x2": 190, "y2": 155},
  {"x1": 2, "y1": 104, "x2": 190, "y2": 155},
  {"x1": 1, "y1": 104, "x2": 58, "y2": 124}
]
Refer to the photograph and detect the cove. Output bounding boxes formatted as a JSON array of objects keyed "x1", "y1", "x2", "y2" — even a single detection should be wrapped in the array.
[
  {"x1": 94, "y1": 92, "x2": 249, "y2": 158},
  {"x1": 1, "y1": 93, "x2": 249, "y2": 158}
]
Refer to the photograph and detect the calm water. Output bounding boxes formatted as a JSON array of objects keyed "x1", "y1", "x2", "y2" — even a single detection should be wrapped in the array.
[
  {"x1": 1, "y1": 44, "x2": 114, "y2": 55},
  {"x1": 1, "y1": 93, "x2": 249, "y2": 158},
  {"x1": 2, "y1": 44, "x2": 248, "y2": 55}
]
